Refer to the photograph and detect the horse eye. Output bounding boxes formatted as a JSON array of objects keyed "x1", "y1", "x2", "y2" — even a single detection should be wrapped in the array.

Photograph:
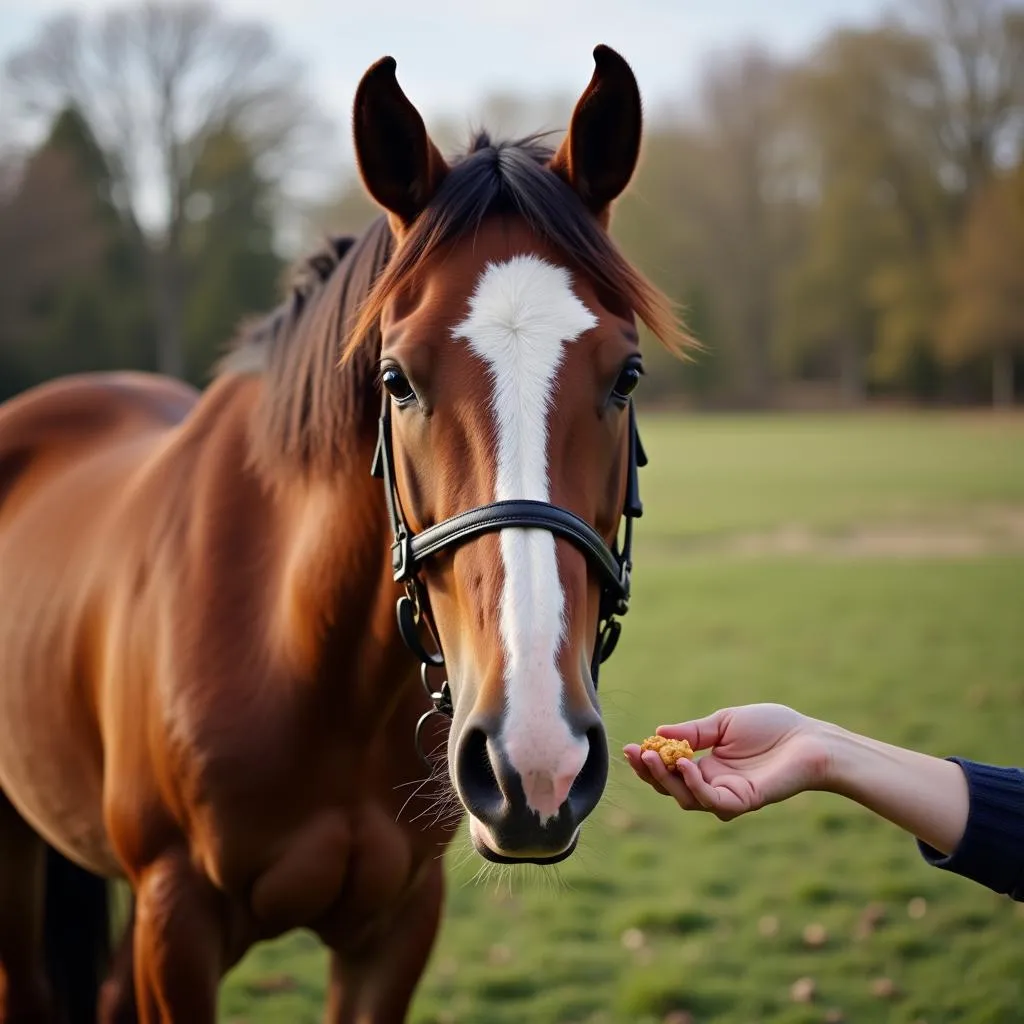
[
  {"x1": 612, "y1": 364, "x2": 642, "y2": 402},
  {"x1": 381, "y1": 367, "x2": 415, "y2": 404}
]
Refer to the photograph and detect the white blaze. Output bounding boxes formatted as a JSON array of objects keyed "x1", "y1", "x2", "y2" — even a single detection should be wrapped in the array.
[{"x1": 452, "y1": 254, "x2": 596, "y2": 822}]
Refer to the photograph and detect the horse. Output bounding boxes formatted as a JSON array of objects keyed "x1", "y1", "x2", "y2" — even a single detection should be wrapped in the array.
[{"x1": 0, "y1": 45, "x2": 689, "y2": 1023}]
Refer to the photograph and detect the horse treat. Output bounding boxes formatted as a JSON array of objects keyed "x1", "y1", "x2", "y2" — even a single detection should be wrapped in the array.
[{"x1": 640, "y1": 735, "x2": 695, "y2": 769}]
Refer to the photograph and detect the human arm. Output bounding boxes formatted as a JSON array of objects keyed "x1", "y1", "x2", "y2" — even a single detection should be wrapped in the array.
[
  {"x1": 819, "y1": 722, "x2": 970, "y2": 855},
  {"x1": 623, "y1": 703, "x2": 1024, "y2": 899}
]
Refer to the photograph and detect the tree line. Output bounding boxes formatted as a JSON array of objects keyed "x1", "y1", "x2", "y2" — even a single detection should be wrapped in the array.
[{"x1": 1, "y1": 0, "x2": 1022, "y2": 408}]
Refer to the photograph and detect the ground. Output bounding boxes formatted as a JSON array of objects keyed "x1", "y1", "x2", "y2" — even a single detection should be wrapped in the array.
[{"x1": 217, "y1": 412, "x2": 1024, "y2": 1024}]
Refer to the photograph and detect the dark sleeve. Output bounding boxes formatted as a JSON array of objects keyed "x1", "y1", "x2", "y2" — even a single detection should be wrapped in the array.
[{"x1": 917, "y1": 758, "x2": 1024, "y2": 901}]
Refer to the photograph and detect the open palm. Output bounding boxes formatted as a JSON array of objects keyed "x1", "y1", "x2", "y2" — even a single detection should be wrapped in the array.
[{"x1": 624, "y1": 704, "x2": 833, "y2": 821}]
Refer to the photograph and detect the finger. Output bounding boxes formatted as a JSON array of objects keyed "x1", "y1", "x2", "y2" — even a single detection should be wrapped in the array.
[
  {"x1": 623, "y1": 747, "x2": 669, "y2": 796},
  {"x1": 656, "y1": 707, "x2": 732, "y2": 752},
  {"x1": 642, "y1": 751, "x2": 700, "y2": 811},
  {"x1": 677, "y1": 759, "x2": 749, "y2": 820}
]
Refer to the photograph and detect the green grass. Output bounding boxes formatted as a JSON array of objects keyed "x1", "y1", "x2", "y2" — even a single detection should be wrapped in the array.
[
  {"x1": 637, "y1": 411, "x2": 1024, "y2": 540},
  {"x1": 219, "y1": 413, "x2": 1024, "y2": 1024}
]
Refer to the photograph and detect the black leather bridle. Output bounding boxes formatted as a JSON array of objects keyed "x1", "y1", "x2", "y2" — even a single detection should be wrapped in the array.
[{"x1": 371, "y1": 391, "x2": 647, "y2": 762}]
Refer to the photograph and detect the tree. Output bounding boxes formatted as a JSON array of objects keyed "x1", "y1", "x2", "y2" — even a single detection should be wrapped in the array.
[
  {"x1": 612, "y1": 126, "x2": 718, "y2": 403},
  {"x1": 940, "y1": 162, "x2": 1024, "y2": 405},
  {"x1": 4, "y1": 1, "x2": 321, "y2": 378},
  {"x1": 43, "y1": 106, "x2": 154, "y2": 372},
  {"x1": 316, "y1": 177, "x2": 382, "y2": 243},
  {"x1": 779, "y1": 25, "x2": 951, "y2": 396},
  {"x1": 778, "y1": 176, "x2": 878, "y2": 403},
  {"x1": 904, "y1": 0, "x2": 1024, "y2": 206},
  {"x1": 690, "y1": 47, "x2": 793, "y2": 407},
  {"x1": 0, "y1": 114, "x2": 109, "y2": 396},
  {"x1": 181, "y1": 126, "x2": 282, "y2": 383}
]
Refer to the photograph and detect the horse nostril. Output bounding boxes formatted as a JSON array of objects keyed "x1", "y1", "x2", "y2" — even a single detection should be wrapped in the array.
[
  {"x1": 455, "y1": 726, "x2": 504, "y2": 821},
  {"x1": 568, "y1": 725, "x2": 609, "y2": 819}
]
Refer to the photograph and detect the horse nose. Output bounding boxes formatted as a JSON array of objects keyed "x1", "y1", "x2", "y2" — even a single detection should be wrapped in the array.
[
  {"x1": 563, "y1": 722, "x2": 609, "y2": 823},
  {"x1": 453, "y1": 714, "x2": 608, "y2": 859},
  {"x1": 454, "y1": 724, "x2": 505, "y2": 824},
  {"x1": 519, "y1": 764, "x2": 579, "y2": 821}
]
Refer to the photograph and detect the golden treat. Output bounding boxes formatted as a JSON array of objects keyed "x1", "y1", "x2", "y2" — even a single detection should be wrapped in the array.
[{"x1": 640, "y1": 735, "x2": 694, "y2": 769}]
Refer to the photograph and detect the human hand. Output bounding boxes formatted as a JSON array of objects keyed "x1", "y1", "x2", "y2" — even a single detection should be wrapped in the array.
[{"x1": 623, "y1": 703, "x2": 833, "y2": 821}]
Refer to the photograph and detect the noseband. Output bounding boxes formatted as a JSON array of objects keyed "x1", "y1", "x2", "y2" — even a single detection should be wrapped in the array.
[{"x1": 371, "y1": 393, "x2": 647, "y2": 762}]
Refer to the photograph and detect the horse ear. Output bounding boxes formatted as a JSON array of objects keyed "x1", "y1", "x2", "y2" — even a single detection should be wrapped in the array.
[
  {"x1": 352, "y1": 56, "x2": 448, "y2": 230},
  {"x1": 550, "y1": 45, "x2": 642, "y2": 220}
]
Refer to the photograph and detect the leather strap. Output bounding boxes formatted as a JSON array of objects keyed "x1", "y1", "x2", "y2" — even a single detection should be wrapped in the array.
[{"x1": 407, "y1": 500, "x2": 626, "y2": 599}]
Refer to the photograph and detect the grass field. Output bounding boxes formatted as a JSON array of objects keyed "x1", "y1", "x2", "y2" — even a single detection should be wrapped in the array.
[{"x1": 219, "y1": 412, "x2": 1024, "y2": 1024}]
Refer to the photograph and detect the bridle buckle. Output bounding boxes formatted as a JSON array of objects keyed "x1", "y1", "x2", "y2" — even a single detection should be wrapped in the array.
[{"x1": 391, "y1": 529, "x2": 415, "y2": 582}]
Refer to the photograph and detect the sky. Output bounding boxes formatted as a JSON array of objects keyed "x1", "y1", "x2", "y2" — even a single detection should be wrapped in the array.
[
  {"x1": 0, "y1": 0, "x2": 894, "y2": 120},
  {"x1": 0, "y1": 0, "x2": 895, "y2": 233}
]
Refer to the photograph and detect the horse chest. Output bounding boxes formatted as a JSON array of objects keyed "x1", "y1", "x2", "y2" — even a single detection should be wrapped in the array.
[{"x1": 230, "y1": 803, "x2": 433, "y2": 943}]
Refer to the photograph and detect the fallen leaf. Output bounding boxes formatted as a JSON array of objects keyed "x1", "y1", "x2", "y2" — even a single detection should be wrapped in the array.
[
  {"x1": 855, "y1": 902, "x2": 887, "y2": 939},
  {"x1": 907, "y1": 897, "x2": 928, "y2": 919},
  {"x1": 790, "y1": 977, "x2": 816, "y2": 1004},
  {"x1": 662, "y1": 1013, "x2": 695, "y2": 1024},
  {"x1": 247, "y1": 973, "x2": 296, "y2": 995},
  {"x1": 870, "y1": 977, "x2": 898, "y2": 1000}
]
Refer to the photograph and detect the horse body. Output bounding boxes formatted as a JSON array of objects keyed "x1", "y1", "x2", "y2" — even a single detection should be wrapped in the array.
[
  {"x1": 0, "y1": 45, "x2": 690, "y2": 1024},
  {"x1": 0, "y1": 368, "x2": 449, "y2": 1021},
  {"x1": 0, "y1": 372, "x2": 201, "y2": 877}
]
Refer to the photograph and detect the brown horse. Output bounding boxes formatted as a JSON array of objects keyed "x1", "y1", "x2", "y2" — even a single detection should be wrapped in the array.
[{"x1": 0, "y1": 46, "x2": 688, "y2": 1024}]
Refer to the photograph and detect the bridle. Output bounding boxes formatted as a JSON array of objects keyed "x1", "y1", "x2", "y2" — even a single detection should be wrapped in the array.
[{"x1": 371, "y1": 390, "x2": 647, "y2": 763}]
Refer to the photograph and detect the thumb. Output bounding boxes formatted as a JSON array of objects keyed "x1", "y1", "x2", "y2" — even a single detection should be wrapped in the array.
[{"x1": 657, "y1": 707, "x2": 732, "y2": 753}]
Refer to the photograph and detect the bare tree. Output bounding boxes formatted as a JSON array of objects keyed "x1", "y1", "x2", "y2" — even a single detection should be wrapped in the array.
[
  {"x1": 4, "y1": 1, "x2": 325, "y2": 378},
  {"x1": 906, "y1": 0, "x2": 1024, "y2": 204},
  {"x1": 694, "y1": 46, "x2": 790, "y2": 407}
]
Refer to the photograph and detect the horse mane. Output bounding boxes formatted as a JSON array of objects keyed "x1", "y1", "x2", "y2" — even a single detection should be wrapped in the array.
[
  {"x1": 221, "y1": 215, "x2": 394, "y2": 479},
  {"x1": 226, "y1": 130, "x2": 692, "y2": 481}
]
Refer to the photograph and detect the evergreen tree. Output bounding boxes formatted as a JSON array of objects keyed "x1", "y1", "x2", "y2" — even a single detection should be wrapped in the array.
[{"x1": 181, "y1": 126, "x2": 283, "y2": 384}]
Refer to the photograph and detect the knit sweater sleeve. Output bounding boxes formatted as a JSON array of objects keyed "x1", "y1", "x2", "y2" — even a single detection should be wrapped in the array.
[{"x1": 917, "y1": 758, "x2": 1024, "y2": 902}]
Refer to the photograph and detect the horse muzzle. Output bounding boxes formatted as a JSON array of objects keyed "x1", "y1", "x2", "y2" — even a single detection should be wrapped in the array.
[{"x1": 452, "y1": 715, "x2": 609, "y2": 863}]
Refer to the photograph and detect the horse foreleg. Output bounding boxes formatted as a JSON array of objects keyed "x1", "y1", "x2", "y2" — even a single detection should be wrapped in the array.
[
  {"x1": 98, "y1": 896, "x2": 137, "y2": 1024},
  {"x1": 131, "y1": 853, "x2": 227, "y2": 1024},
  {"x1": 0, "y1": 792, "x2": 51, "y2": 1024},
  {"x1": 322, "y1": 863, "x2": 444, "y2": 1024}
]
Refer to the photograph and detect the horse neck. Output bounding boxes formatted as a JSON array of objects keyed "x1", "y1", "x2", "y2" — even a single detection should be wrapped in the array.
[
  {"x1": 211, "y1": 215, "x2": 417, "y2": 723},
  {"x1": 262, "y1": 397, "x2": 419, "y2": 723}
]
